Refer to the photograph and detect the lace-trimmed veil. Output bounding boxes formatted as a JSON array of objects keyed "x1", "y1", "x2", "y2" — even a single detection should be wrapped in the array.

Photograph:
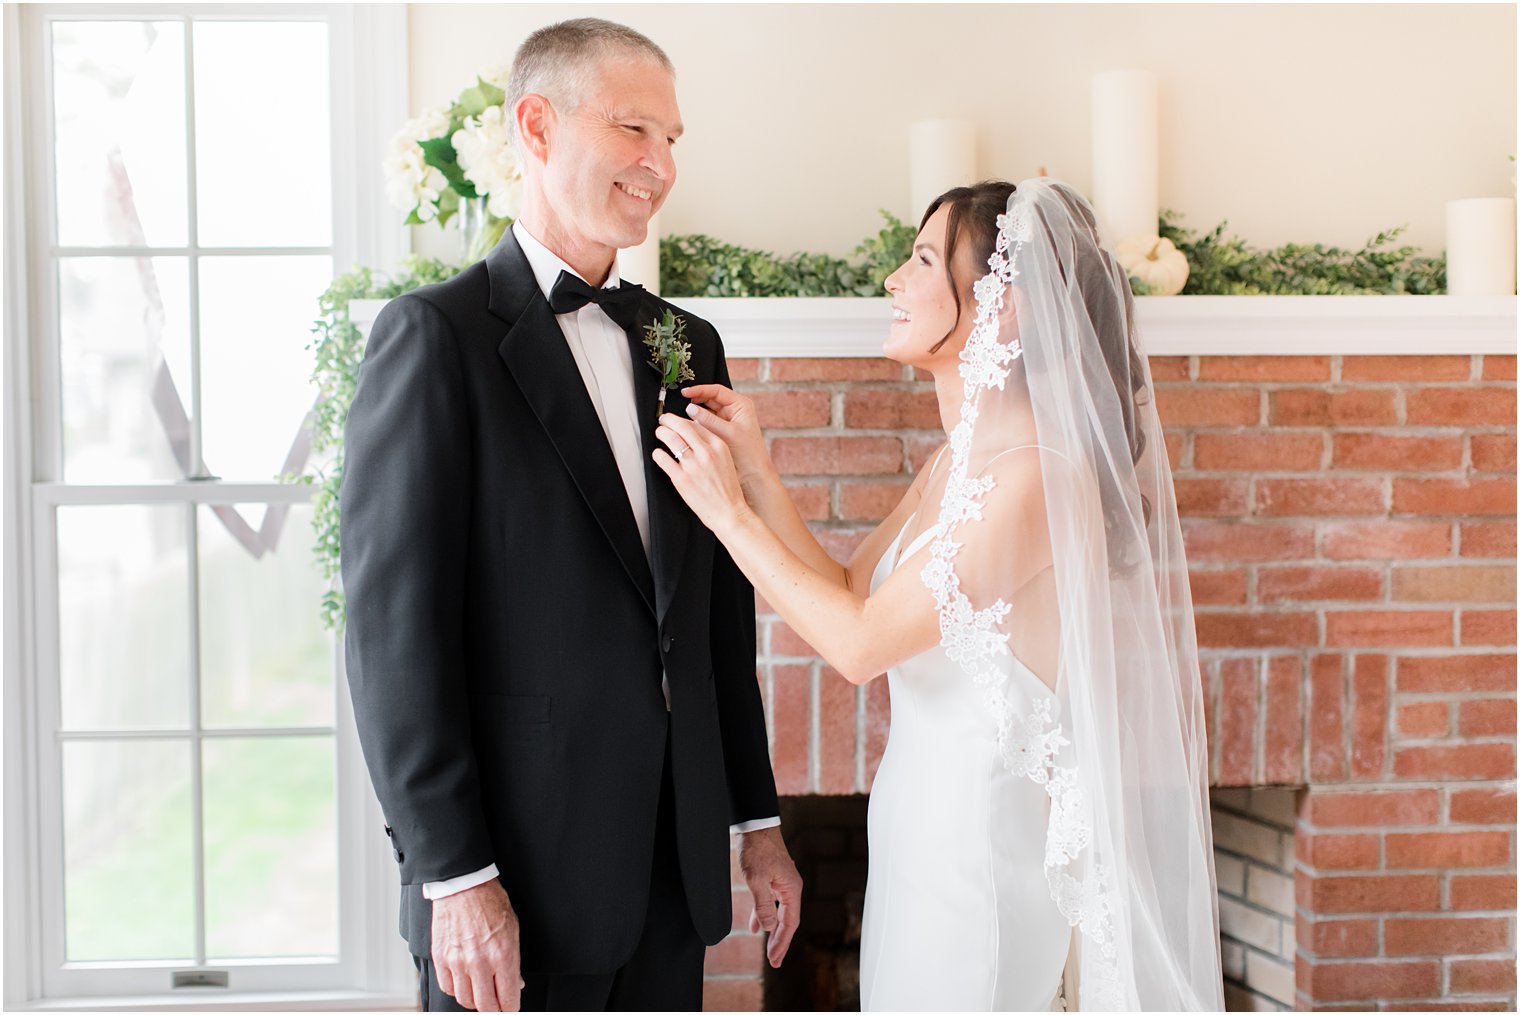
[{"x1": 903, "y1": 178, "x2": 1224, "y2": 1010}]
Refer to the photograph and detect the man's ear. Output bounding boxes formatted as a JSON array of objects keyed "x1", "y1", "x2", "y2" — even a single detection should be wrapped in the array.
[{"x1": 515, "y1": 93, "x2": 554, "y2": 167}]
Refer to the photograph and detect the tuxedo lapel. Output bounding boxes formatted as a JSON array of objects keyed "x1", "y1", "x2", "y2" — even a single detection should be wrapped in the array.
[
  {"x1": 489, "y1": 234, "x2": 656, "y2": 616},
  {"x1": 626, "y1": 296, "x2": 689, "y2": 624}
]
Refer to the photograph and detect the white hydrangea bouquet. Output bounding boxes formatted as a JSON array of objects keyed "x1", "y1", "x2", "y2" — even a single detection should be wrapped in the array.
[{"x1": 384, "y1": 65, "x2": 522, "y2": 261}]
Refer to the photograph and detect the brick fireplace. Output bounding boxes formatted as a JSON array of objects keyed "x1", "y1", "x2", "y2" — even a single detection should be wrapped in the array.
[{"x1": 699, "y1": 350, "x2": 1517, "y2": 1012}]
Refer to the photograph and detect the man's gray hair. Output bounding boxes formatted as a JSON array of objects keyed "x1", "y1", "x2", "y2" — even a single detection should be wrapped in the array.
[{"x1": 505, "y1": 18, "x2": 673, "y2": 157}]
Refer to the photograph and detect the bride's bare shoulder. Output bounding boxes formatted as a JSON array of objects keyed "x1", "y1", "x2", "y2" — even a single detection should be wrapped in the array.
[
  {"x1": 839, "y1": 443, "x2": 947, "y2": 591},
  {"x1": 910, "y1": 442, "x2": 950, "y2": 491}
]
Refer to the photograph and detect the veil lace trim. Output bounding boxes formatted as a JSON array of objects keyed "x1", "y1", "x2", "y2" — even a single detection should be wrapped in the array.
[{"x1": 919, "y1": 198, "x2": 1124, "y2": 1010}]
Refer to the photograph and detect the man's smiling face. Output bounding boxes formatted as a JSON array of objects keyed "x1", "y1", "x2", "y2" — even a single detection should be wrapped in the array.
[{"x1": 538, "y1": 57, "x2": 683, "y2": 256}]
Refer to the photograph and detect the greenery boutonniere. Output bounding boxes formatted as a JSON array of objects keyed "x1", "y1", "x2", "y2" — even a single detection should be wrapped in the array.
[{"x1": 641, "y1": 309, "x2": 695, "y2": 414}]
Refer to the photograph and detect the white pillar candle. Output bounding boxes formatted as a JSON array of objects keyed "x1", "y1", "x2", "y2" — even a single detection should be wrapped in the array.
[
  {"x1": 619, "y1": 212, "x2": 662, "y2": 295},
  {"x1": 1091, "y1": 70, "x2": 1159, "y2": 246},
  {"x1": 1446, "y1": 198, "x2": 1516, "y2": 296},
  {"x1": 909, "y1": 119, "x2": 977, "y2": 220}
]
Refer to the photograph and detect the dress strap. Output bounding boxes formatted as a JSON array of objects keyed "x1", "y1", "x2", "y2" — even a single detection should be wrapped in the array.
[
  {"x1": 975, "y1": 443, "x2": 1074, "y2": 474},
  {"x1": 891, "y1": 444, "x2": 1067, "y2": 570},
  {"x1": 926, "y1": 442, "x2": 951, "y2": 473},
  {"x1": 888, "y1": 445, "x2": 951, "y2": 570}
]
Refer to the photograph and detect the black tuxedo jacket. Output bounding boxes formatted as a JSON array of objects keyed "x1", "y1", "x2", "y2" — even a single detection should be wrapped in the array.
[{"x1": 339, "y1": 231, "x2": 778, "y2": 974}]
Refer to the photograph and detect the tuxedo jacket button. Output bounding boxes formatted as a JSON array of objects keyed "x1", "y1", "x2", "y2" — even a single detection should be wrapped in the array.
[{"x1": 661, "y1": 633, "x2": 674, "y2": 653}]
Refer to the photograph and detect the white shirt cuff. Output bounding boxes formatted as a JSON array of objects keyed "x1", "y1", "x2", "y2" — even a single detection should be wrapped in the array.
[
  {"x1": 422, "y1": 863, "x2": 499, "y2": 900},
  {"x1": 422, "y1": 821, "x2": 776, "y2": 897},
  {"x1": 730, "y1": 816, "x2": 782, "y2": 835}
]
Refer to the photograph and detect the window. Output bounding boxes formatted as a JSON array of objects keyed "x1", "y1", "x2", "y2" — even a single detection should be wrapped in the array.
[{"x1": 7, "y1": 4, "x2": 412, "y2": 1006}]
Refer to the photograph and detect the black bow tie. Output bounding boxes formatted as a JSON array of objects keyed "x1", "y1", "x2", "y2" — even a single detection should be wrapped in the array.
[{"x1": 548, "y1": 270, "x2": 646, "y2": 332}]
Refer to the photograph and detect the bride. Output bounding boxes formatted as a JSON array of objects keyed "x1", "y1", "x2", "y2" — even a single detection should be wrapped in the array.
[{"x1": 653, "y1": 178, "x2": 1224, "y2": 1011}]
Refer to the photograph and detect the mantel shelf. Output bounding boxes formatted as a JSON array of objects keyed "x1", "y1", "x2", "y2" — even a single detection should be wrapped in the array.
[{"x1": 348, "y1": 294, "x2": 1517, "y2": 358}]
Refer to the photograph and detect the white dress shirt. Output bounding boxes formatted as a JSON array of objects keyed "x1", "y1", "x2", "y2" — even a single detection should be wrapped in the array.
[{"x1": 422, "y1": 224, "x2": 777, "y2": 901}]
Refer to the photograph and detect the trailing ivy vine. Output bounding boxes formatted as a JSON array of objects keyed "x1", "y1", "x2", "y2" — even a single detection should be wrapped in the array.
[{"x1": 299, "y1": 255, "x2": 458, "y2": 630}]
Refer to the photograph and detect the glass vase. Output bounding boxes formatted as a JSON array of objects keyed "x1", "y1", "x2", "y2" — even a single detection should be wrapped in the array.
[{"x1": 458, "y1": 195, "x2": 510, "y2": 263}]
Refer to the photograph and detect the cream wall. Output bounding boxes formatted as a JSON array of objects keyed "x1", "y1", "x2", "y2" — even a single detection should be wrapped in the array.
[{"x1": 405, "y1": 3, "x2": 1515, "y2": 263}]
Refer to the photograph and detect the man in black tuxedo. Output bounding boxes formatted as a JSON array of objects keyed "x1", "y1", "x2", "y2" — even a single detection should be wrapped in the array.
[{"x1": 340, "y1": 18, "x2": 801, "y2": 1012}]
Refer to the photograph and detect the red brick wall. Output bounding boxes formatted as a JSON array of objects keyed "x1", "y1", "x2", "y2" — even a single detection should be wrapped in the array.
[{"x1": 703, "y1": 354, "x2": 1517, "y2": 1011}]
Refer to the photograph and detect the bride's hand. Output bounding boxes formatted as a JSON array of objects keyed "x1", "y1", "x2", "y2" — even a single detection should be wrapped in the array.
[
  {"x1": 680, "y1": 385, "x2": 773, "y2": 491},
  {"x1": 653, "y1": 412, "x2": 753, "y2": 539}
]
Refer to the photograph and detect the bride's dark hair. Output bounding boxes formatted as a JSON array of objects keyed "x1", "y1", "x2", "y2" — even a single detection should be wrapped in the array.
[
  {"x1": 922, "y1": 180, "x2": 1154, "y2": 570},
  {"x1": 919, "y1": 181, "x2": 1018, "y2": 355}
]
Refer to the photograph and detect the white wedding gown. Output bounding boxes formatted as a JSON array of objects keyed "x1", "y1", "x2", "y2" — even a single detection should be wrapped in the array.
[{"x1": 859, "y1": 513, "x2": 1075, "y2": 1012}]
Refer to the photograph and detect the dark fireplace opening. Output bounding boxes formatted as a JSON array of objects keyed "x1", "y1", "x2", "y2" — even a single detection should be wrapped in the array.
[
  {"x1": 751, "y1": 790, "x2": 1299, "y2": 1011},
  {"x1": 763, "y1": 795, "x2": 870, "y2": 1012}
]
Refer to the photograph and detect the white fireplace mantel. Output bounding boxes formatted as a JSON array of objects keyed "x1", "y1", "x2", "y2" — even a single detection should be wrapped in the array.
[{"x1": 348, "y1": 295, "x2": 1516, "y2": 358}]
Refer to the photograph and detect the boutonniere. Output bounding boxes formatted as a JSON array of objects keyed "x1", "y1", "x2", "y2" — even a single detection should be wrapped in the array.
[{"x1": 641, "y1": 309, "x2": 696, "y2": 414}]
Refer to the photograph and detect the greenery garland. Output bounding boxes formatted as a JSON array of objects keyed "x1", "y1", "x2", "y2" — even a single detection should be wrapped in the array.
[
  {"x1": 661, "y1": 211, "x2": 917, "y2": 297},
  {"x1": 1151, "y1": 210, "x2": 1446, "y2": 295},
  {"x1": 301, "y1": 213, "x2": 1447, "y2": 627}
]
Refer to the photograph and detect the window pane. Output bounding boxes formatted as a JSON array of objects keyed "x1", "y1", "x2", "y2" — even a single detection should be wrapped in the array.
[
  {"x1": 64, "y1": 739, "x2": 194, "y2": 961},
  {"x1": 203, "y1": 736, "x2": 337, "y2": 958},
  {"x1": 199, "y1": 503, "x2": 334, "y2": 728},
  {"x1": 193, "y1": 22, "x2": 331, "y2": 248},
  {"x1": 58, "y1": 505, "x2": 190, "y2": 731},
  {"x1": 59, "y1": 257, "x2": 191, "y2": 482},
  {"x1": 198, "y1": 255, "x2": 330, "y2": 480},
  {"x1": 52, "y1": 20, "x2": 188, "y2": 248}
]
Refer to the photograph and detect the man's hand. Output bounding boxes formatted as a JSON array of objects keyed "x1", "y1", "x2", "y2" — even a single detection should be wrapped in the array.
[
  {"x1": 737, "y1": 825, "x2": 802, "y2": 967},
  {"x1": 431, "y1": 879, "x2": 524, "y2": 1012}
]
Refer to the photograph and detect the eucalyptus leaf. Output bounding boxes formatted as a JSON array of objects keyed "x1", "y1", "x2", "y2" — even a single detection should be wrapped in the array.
[{"x1": 641, "y1": 310, "x2": 695, "y2": 395}]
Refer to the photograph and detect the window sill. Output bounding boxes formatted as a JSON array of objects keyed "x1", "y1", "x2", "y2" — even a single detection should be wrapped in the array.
[{"x1": 20, "y1": 989, "x2": 416, "y2": 1011}]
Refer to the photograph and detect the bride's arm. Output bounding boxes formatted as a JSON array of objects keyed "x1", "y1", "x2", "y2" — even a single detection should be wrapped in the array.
[
  {"x1": 731, "y1": 448, "x2": 848, "y2": 585},
  {"x1": 656, "y1": 412, "x2": 1049, "y2": 684},
  {"x1": 715, "y1": 507, "x2": 941, "y2": 684},
  {"x1": 732, "y1": 440, "x2": 938, "y2": 597},
  {"x1": 681, "y1": 388, "x2": 931, "y2": 594}
]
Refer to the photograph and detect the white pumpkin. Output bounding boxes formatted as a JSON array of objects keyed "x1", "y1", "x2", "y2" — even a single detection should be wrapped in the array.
[{"x1": 1116, "y1": 235, "x2": 1190, "y2": 295}]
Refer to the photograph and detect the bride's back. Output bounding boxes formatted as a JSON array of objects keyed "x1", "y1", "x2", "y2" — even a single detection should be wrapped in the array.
[{"x1": 896, "y1": 441, "x2": 1069, "y2": 691}]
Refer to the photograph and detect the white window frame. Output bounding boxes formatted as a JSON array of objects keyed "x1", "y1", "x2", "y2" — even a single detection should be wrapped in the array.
[{"x1": 5, "y1": 3, "x2": 415, "y2": 1008}]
